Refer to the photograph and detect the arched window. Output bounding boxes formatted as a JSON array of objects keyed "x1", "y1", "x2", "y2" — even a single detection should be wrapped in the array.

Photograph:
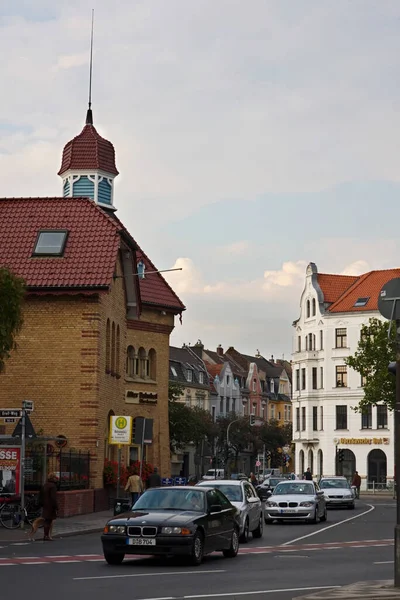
[
  {"x1": 126, "y1": 346, "x2": 135, "y2": 378},
  {"x1": 106, "y1": 319, "x2": 111, "y2": 373},
  {"x1": 138, "y1": 347, "x2": 147, "y2": 379},
  {"x1": 299, "y1": 450, "x2": 304, "y2": 475},
  {"x1": 312, "y1": 298, "x2": 316, "y2": 316},
  {"x1": 116, "y1": 325, "x2": 120, "y2": 376},
  {"x1": 111, "y1": 322, "x2": 116, "y2": 374},
  {"x1": 308, "y1": 449, "x2": 314, "y2": 474},
  {"x1": 306, "y1": 300, "x2": 311, "y2": 319},
  {"x1": 148, "y1": 348, "x2": 157, "y2": 380}
]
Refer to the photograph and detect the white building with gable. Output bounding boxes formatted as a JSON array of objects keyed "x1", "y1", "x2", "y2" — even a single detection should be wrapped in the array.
[{"x1": 292, "y1": 263, "x2": 399, "y2": 489}]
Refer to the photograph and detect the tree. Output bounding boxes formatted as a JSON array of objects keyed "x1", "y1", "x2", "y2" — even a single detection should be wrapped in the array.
[
  {"x1": 215, "y1": 414, "x2": 253, "y2": 471},
  {"x1": 257, "y1": 420, "x2": 292, "y2": 467},
  {"x1": 0, "y1": 267, "x2": 25, "y2": 372},
  {"x1": 346, "y1": 317, "x2": 396, "y2": 411},
  {"x1": 168, "y1": 382, "x2": 216, "y2": 451}
]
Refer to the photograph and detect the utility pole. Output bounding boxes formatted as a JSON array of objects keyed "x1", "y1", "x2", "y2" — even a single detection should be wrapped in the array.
[
  {"x1": 378, "y1": 279, "x2": 400, "y2": 587},
  {"x1": 20, "y1": 407, "x2": 26, "y2": 529}
]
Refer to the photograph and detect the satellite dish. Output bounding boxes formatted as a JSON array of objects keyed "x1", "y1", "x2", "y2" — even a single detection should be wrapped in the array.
[{"x1": 378, "y1": 278, "x2": 400, "y2": 321}]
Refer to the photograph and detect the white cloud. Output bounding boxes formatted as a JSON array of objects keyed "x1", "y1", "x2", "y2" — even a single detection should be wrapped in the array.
[
  {"x1": 341, "y1": 260, "x2": 371, "y2": 276},
  {"x1": 55, "y1": 53, "x2": 88, "y2": 70},
  {"x1": 263, "y1": 261, "x2": 307, "y2": 291}
]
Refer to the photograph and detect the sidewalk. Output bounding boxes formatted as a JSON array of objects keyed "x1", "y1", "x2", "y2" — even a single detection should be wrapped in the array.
[
  {"x1": 296, "y1": 580, "x2": 400, "y2": 599},
  {"x1": 0, "y1": 510, "x2": 113, "y2": 543}
]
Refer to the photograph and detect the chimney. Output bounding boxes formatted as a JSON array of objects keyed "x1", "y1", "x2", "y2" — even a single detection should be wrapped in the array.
[
  {"x1": 191, "y1": 339, "x2": 204, "y2": 359},
  {"x1": 270, "y1": 354, "x2": 274, "y2": 363},
  {"x1": 217, "y1": 344, "x2": 224, "y2": 356}
]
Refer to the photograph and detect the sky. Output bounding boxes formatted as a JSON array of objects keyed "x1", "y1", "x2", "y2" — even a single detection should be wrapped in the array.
[{"x1": 2, "y1": 1, "x2": 400, "y2": 359}]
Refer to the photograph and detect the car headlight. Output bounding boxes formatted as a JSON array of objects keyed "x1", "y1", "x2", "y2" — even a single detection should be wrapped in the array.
[
  {"x1": 266, "y1": 501, "x2": 278, "y2": 507},
  {"x1": 161, "y1": 527, "x2": 191, "y2": 535},
  {"x1": 300, "y1": 501, "x2": 315, "y2": 507},
  {"x1": 344, "y1": 493, "x2": 352, "y2": 498},
  {"x1": 106, "y1": 525, "x2": 126, "y2": 534}
]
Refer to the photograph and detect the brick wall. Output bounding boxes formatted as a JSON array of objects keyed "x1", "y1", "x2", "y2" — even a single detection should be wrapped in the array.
[
  {"x1": 57, "y1": 489, "x2": 94, "y2": 517},
  {"x1": 0, "y1": 253, "x2": 176, "y2": 494}
]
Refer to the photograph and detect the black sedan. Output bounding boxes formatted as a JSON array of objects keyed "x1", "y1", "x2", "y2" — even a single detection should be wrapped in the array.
[
  {"x1": 101, "y1": 486, "x2": 240, "y2": 566},
  {"x1": 256, "y1": 477, "x2": 287, "y2": 501}
]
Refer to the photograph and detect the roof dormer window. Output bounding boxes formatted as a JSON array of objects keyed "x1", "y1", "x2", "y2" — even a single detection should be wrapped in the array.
[
  {"x1": 354, "y1": 297, "x2": 369, "y2": 307},
  {"x1": 33, "y1": 230, "x2": 68, "y2": 256},
  {"x1": 187, "y1": 369, "x2": 193, "y2": 382},
  {"x1": 199, "y1": 372, "x2": 204, "y2": 384}
]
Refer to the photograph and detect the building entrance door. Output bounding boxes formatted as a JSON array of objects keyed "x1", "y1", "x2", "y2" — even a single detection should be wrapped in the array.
[{"x1": 368, "y1": 449, "x2": 387, "y2": 488}]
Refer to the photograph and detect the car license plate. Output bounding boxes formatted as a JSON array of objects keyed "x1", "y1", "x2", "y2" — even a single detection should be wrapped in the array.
[
  {"x1": 281, "y1": 509, "x2": 296, "y2": 514},
  {"x1": 127, "y1": 538, "x2": 156, "y2": 546}
]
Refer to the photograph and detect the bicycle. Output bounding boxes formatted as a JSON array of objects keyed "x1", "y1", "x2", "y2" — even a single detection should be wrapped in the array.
[{"x1": 0, "y1": 494, "x2": 41, "y2": 530}]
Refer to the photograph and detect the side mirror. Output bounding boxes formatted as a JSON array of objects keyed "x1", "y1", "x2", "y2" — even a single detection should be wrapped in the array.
[{"x1": 209, "y1": 504, "x2": 222, "y2": 513}]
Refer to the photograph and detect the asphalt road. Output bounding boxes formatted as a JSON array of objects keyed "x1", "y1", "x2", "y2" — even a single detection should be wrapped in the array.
[{"x1": 0, "y1": 498, "x2": 396, "y2": 600}]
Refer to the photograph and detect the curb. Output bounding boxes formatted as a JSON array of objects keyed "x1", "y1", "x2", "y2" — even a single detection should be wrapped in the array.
[{"x1": 0, "y1": 525, "x2": 104, "y2": 543}]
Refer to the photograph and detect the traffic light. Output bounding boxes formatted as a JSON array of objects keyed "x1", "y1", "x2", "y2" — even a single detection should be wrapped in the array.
[
  {"x1": 389, "y1": 362, "x2": 397, "y2": 376},
  {"x1": 338, "y1": 449, "x2": 344, "y2": 463},
  {"x1": 250, "y1": 414, "x2": 256, "y2": 426}
]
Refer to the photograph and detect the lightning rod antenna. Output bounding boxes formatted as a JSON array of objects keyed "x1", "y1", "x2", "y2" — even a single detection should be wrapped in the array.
[{"x1": 86, "y1": 9, "x2": 95, "y2": 125}]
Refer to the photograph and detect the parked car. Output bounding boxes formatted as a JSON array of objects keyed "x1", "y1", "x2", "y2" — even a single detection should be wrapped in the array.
[
  {"x1": 202, "y1": 468, "x2": 225, "y2": 480},
  {"x1": 197, "y1": 479, "x2": 263, "y2": 542},
  {"x1": 264, "y1": 479, "x2": 327, "y2": 524},
  {"x1": 101, "y1": 486, "x2": 240, "y2": 566},
  {"x1": 230, "y1": 473, "x2": 248, "y2": 481},
  {"x1": 256, "y1": 477, "x2": 287, "y2": 501},
  {"x1": 319, "y1": 477, "x2": 355, "y2": 509}
]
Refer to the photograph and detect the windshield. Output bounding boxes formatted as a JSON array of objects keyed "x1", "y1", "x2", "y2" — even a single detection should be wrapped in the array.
[
  {"x1": 133, "y1": 489, "x2": 205, "y2": 512},
  {"x1": 200, "y1": 484, "x2": 243, "y2": 502},
  {"x1": 274, "y1": 482, "x2": 315, "y2": 495},
  {"x1": 320, "y1": 479, "x2": 350, "y2": 490},
  {"x1": 268, "y1": 478, "x2": 285, "y2": 486}
]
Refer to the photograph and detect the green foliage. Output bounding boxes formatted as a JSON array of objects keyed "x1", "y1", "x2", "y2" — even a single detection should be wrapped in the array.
[
  {"x1": 215, "y1": 414, "x2": 253, "y2": 455},
  {"x1": 0, "y1": 267, "x2": 25, "y2": 371},
  {"x1": 257, "y1": 420, "x2": 292, "y2": 452},
  {"x1": 168, "y1": 383, "x2": 217, "y2": 451},
  {"x1": 345, "y1": 317, "x2": 396, "y2": 410}
]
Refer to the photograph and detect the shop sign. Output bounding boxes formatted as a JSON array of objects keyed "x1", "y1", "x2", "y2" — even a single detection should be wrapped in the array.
[
  {"x1": 339, "y1": 437, "x2": 390, "y2": 445},
  {"x1": 0, "y1": 447, "x2": 20, "y2": 494},
  {"x1": 126, "y1": 391, "x2": 158, "y2": 404},
  {"x1": 109, "y1": 416, "x2": 133, "y2": 445}
]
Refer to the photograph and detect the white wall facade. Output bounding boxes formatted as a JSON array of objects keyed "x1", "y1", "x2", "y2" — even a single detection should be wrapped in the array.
[{"x1": 292, "y1": 265, "x2": 393, "y2": 490}]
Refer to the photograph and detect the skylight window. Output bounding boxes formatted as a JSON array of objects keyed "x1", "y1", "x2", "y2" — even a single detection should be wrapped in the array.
[
  {"x1": 171, "y1": 366, "x2": 177, "y2": 377},
  {"x1": 33, "y1": 230, "x2": 68, "y2": 256},
  {"x1": 354, "y1": 297, "x2": 370, "y2": 307}
]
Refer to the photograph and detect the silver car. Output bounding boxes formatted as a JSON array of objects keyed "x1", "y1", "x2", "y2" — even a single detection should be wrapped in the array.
[
  {"x1": 264, "y1": 480, "x2": 327, "y2": 524},
  {"x1": 319, "y1": 477, "x2": 355, "y2": 509},
  {"x1": 197, "y1": 479, "x2": 263, "y2": 542}
]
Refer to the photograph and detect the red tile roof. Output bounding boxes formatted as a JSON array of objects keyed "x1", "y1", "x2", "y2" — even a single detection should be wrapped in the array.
[
  {"x1": 317, "y1": 273, "x2": 359, "y2": 304},
  {"x1": 110, "y1": 215, "x2": 185, "y2": 312},
  {"x1": 58, "y1": 124, "x2": 119, "y2": 176},
  {"x1": 205, "y1": 363, "x2": 223, "y2": 379},
  {"x1": 0, "y1": 197, "x2": 185, "y2": 312},
  {"x1": 328, "y1": 269, "x2": 400, "y2": 313},
  {"x1": 0, "y1": 197, "x2": 120, "y2": 289}
]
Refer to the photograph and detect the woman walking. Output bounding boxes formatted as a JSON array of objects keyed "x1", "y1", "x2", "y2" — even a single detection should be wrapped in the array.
[{"x1": 29, "y1": 473, "x2": 58, "y2": 541}]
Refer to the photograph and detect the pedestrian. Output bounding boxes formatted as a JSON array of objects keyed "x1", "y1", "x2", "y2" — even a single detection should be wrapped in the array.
[
  {"x1": 304, "y1": 467, "x2": 312, "y2": 481},
  {"x1": 147, "y1": 466, "x2": 162, "y2": 489},
  {"x1": 249, "y1": 472, "x2": 257, "y2": 486},
  {"x1": 352, "y1": 471, "x2": 361, "y2": 499},
  {"x1": 39, "y1": 473, "x2": 58, "y2": 541},
  {"x1": 125, "y1": 472, "x2": 143, "y2": 506}
]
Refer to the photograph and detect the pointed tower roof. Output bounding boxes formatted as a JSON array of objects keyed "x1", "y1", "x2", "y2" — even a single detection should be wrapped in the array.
[{"x1": 58, "y1": 110, "x2": 119, "y2": 176}]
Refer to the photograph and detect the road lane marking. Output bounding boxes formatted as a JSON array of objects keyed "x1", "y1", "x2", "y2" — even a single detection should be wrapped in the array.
[
  {"x1": 374, "y1": 559, "x2": 394, "y2": 564},
  {"x1": 73, "y1": 569, "x2": 226, "y2": 581},
  {"x1": 136, "y1": 586, "x2": 342, "y2": 600},
  {"x1": 281, "y1": 503, "x2": 375, "y2": 546}
]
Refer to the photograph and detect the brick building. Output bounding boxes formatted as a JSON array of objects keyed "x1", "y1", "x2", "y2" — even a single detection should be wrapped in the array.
[{"x1": 0, "y1": 108, "x2": 185, "y2": 498}]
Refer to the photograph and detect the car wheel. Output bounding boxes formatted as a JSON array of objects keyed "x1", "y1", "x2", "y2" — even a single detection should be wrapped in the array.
[
  {"x1": 320, "y1": 506, "x2": 327, "y2": 522},
  {"x1": 104, "y1": 552, "x2": 125, "y2": 565},
  {"x1": 223, "y1": 527, "x2": 239, "y2": 558},
  {"x1": 309, "y1": 508, "x2": 319, "y2": 524},
  {"x1": 239, "y1": 518, "x2": 250, "y2": 543},
  {"x1": 253, "y1": 513, "x2": 263, "y2": 538},
  {"x1": 190, "y1": 531, "x2": 204, "y2": 566}
]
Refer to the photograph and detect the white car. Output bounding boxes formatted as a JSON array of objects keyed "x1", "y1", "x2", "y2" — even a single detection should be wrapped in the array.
[
  {"x1": 264, "y1": 480, "x2": 327, "y2": 524},
  {"x1": 197, "y1": 479, "x2": 263, "y2": 542},
  {"x1": 319, "y1": 477, "x2": 355, "y2": 509},
  {"x1": 202, "y1": 469, "x2": 225, "y2": 480}
]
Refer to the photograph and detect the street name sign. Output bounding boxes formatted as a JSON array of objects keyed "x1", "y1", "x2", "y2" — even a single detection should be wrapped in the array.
[
  {"x1": 0, "y1": 410, "x2": 22, "y2": 419},
  {"x1": 4, "y1": 418, "x2": 16, "y2": 424}
]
